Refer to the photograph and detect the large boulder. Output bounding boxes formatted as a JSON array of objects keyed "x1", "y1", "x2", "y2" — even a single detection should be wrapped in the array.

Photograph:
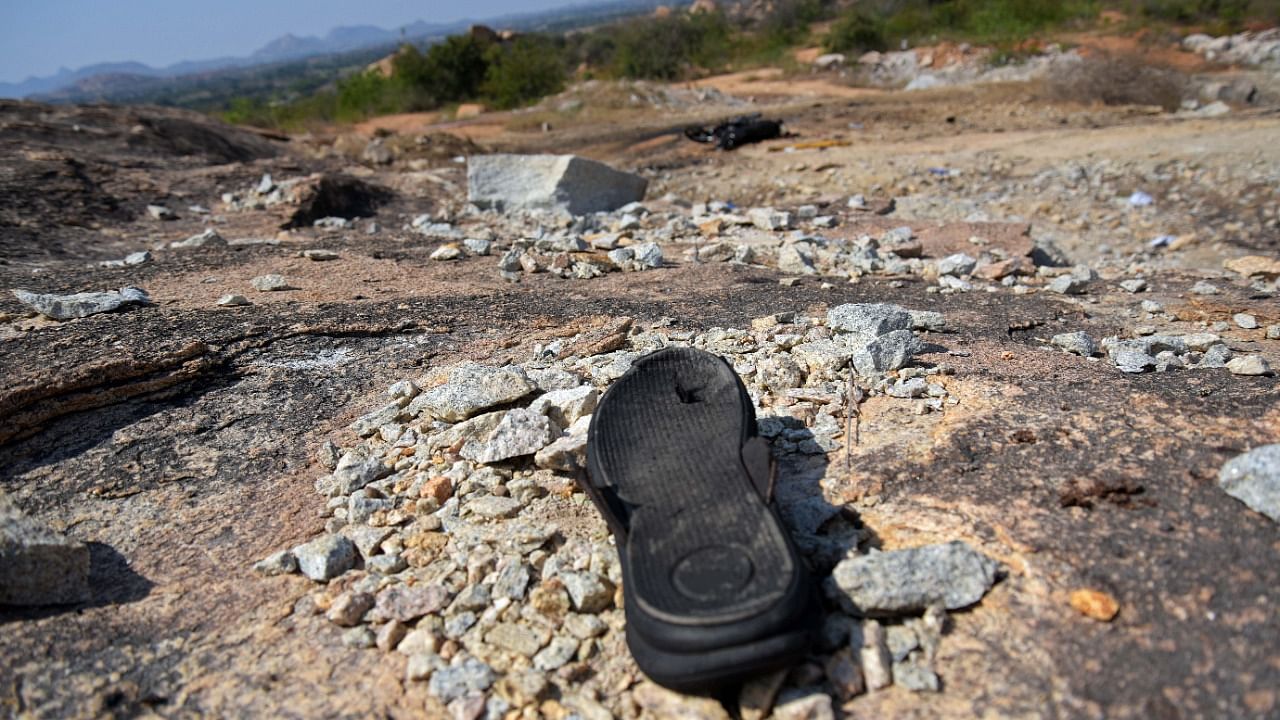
[{"x1": 467, "y1": 154, "x2": 648, "y2": 215}]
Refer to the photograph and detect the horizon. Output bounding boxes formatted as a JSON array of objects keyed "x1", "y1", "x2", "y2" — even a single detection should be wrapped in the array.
[{"x1": 0, "y1": 0, "x2": 595, "y2": 84}]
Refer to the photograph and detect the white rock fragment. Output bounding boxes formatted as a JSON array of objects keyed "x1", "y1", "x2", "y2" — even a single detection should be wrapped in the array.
[
  {"x1": 467, "y1": 154, "x2": 647, "y2": 215},
  {"x1": 462, "y1": 407, "x2": 554, "y2": 464},
  {"x1": 851, "y1": 330, "x2": 924, "y2": 375},
  {"x1": 1219, "y1": 445, "x2": 1280, "y2": 522},
  {"x1": 559, "y1": 570, "x2": 613, "y2": 613},
  {"x1": 773, "y1": 690, "x2": 835, "y2": 720},
  {"x1": 529, "y1": 386, "x2": 599, "y2": 428},
  {"x1": 251, "y1": 274, "x2": 292, "y2": 292},
  {"x1": 1226, "y1": 355, "x2": 1271, "y2": 376},
  {"x1": 292, "y1": 534, "x2": 356, "y2": 581},
  {"x1": 12, "y1": 287, "x2": 150, "y2": 321},
  {"x1": 859, "y1": 621, "x2": 893, "y2": 691},
  {"x1": 1052, "y1": 331, "x2": 1098, "y2": 357},
  {"x1": 252, "y1": 550, "x2": 297, "y2": 576},
  {"x1": 832, "y1": 541, "x2": 999, "y2": 615},
  {"x1": 414, "y1": 363, "x2": 535, "y2": 422},
  {"x1": 827, "y1": 303, "x2": 913, "y2": 340},
  {"x1": 171, "y1": 229, "x2": 225, "y2": 249}
]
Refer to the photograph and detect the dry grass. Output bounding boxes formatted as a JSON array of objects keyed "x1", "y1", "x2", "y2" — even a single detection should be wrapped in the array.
[{"x1": 1044, "y1": 53, "x2": 1188, "y2": 111}]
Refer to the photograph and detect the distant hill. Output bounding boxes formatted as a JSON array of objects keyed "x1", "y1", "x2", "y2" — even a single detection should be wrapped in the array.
[{"x1": 1, "y1": 0, "x2": 683, "y2": 101}]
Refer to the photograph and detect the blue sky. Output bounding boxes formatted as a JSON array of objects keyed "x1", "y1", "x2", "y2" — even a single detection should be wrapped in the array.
[{"x1": 0, "y1": 0, "x2": 584, "y2": 82}]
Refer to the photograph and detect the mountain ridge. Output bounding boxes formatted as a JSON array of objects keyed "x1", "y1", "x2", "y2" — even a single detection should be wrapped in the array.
[{"x1": 1, "y1": 0, "x2": 679, "y2": 100}]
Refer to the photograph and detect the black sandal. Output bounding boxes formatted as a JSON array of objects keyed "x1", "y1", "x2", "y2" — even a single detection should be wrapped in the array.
[{"x1": 584, "y1": 346, "x2": 818, "y2": 691}]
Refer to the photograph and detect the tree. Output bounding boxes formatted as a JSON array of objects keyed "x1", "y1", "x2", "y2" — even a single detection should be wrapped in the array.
[{"x1": 483, "y1": 36, "x2": 567, "y2": 109}]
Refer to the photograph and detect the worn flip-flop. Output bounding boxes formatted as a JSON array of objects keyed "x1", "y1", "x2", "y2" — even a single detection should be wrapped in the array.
[{"x1": 585, "y1": 346, "x2": 818, "y2": 691}]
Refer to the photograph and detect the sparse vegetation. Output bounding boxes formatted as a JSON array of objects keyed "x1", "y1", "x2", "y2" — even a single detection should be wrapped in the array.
[
  {"x1": 1139, "y1": 0, "x2": 1280, "y2": 31},
  {"x1": 825, "y1": 0, "x2": 1099, "y2": 53},
  {"x1": 1045, "y1": 53, "x2": 1189, "y2": 110},
  {"x1": 606, "y1": 11, "x2": 734, "y2": 79},
  {"x1": 209, "y1": 0, "x2": 1280, "y2": 130}
]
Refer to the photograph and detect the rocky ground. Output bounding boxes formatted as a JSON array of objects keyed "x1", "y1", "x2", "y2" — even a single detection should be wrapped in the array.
[{"x1": 2, "y1": 54, "x2": 1279, "y2": 720}]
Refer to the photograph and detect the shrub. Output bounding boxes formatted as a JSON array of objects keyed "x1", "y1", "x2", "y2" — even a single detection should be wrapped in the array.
[
  {"x1": 335, "y1": 71, "x2": 401, "y2": 121},
  {"x1": 824, "y1": 11, "x2": 888, "y2": 53},
  {"x1": 760, "y1": 0, "x2": 829, "y2": 46},
  {"x1": 611, "y1": 11, "x2": 733, "y2": 79},
  {"x1": 483, "y1": 36, "x2": 568, "y2": 109},
  {"x1": 1045, "y1": 54, "x2": 1188, "y2": 111},
  {"x1": 401, "y1": 35, "x2": 491, "y2": 104},
  {"x1": 824, "y1": 0, "x2": 1098, "y2": 51}
]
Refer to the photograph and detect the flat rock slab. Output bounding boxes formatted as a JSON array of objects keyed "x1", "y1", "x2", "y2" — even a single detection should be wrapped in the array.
[
  {"x1": 467, "y1": 154, "x2": 648, "y2": 215},
  {"x1": 0, "y1": 492, "x2": 90, "y2": 605},
  {"x1": 12, "y1": 287, "x2": 149, "y2": 321},
  {"x1": 831, "y1": 541, "x2": 998, "y2": 617},
  {"x1": 413, "y1": 363, "x2": 535, "y2": 422}
]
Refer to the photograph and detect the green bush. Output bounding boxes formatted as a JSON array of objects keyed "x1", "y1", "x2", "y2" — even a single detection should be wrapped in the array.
[
  {"x1": 400, "y1": 35, "x2": 491, "y2": 103},
  {"x1": 483, "y1": 36, "x2": 568, "y2": 109},
  {"x1": 1136, "y1": 0, "x2": 1280, "y2": 30},
  {"x1": 611, "y1": 11, "x2": 733, "y2": 79},
  {"x1": 760, "y1": 0, "x2": 829, "y2": 46},
  {"x1": 825, "y1": 0, "x2": 1098, "y2": 51},
  {"x1": 825, "y1": 11, "x2": 888, "y2": 52},
  {"x1": 335, "y1": 71, "x2": 402, "y2": 122}
]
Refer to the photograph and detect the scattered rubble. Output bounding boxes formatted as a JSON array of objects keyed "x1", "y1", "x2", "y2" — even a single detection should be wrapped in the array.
[{"x1": 246, "y1": 301, "x2": 1000, "y2": 713}]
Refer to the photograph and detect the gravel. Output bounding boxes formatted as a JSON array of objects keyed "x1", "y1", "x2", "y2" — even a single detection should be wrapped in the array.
[
  {"x1": 171, "y1": 228, "x2": 225, "y2": 248},
  {"x1": 859, "y1": 621, "x2": 894, "y2": 691},
  {"x1": 484, "y1": 622, "x2": 550, "y2": 657},
  {"x1": 465, "y1": 495, "x2": 523, "y2": 519},
  {"x1": 428, "y1": 658, "x2": 495, "y2": 702},
  {"x1": 773, "y1": 690, "x2": 835, "y2": 720},
  {"x1": 327, "y1": 591, "x2": 375, "y2": 626},
  {"x1": 532, "y1": 636, "x2": 578, "y2": 670},
  {"x1": 332, "y1": 453, "x2": 390, "y2": 493},
  {"x1": 559, "y1": 570, "x2": 613, "y2": 613},
  {"x1": 894, "y1": 654, "x2": 941, "y2": 692},
  {"x1": 937, "y1": 253, "x2": 977, "y2": 277},
  {"x1": 292, "y1": 534, "x2": 356, "y2": 581}
]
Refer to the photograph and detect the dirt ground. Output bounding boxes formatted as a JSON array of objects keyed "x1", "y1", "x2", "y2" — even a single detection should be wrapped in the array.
[{"x1": 1, "y1": 66, "x2": 1278, "y2": 720}]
